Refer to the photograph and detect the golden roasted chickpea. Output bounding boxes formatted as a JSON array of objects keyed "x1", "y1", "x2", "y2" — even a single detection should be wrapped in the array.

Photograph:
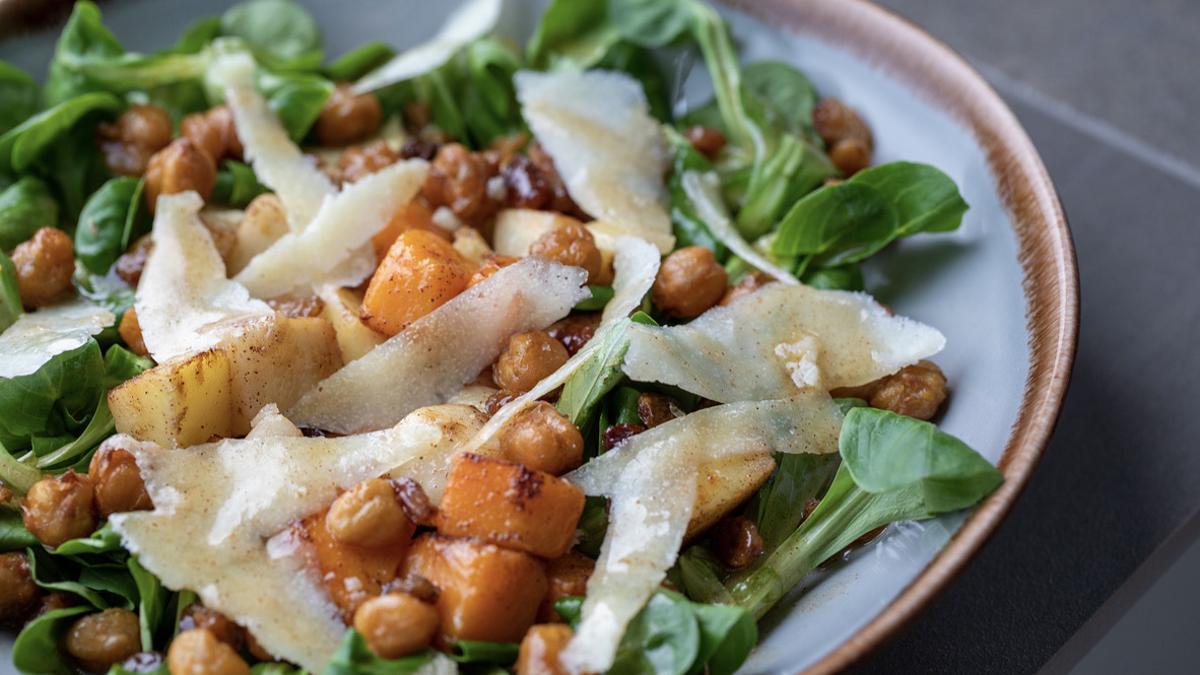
[
  {"x1": 528, "y1": 224, "x2": 603, "y2": 284},
  {"x1": 178, "y1": 605, "x2": 244, "y2": 650},
  {"x1": 500, "y1": 402, "x2": 584, "y2": 476},
  {"x1": 22, "y1": 471, "x2": 97, "y2": 547},
  {"x1": 352, "y1": 592, "x2": 439, "y2": 659},
  {"x1": 11, "y1": 227, "x2": 74, "y2": 309},
  {"x1": 828, "y1": 138, "x2": 871, "y2": 176},
  {"x1": 652, "y1": 246, "x2": 727, "y2": 319},
  {"x1": 182, "y1": 106, "x2": 242, "y2": 164},
  {"x1": 88, "y1": 440, "x2": 152, "y2": 517},
  {"x1": 65, "y1": 608, "x2": 142, "y2": 673},
  {"x1": 868, "y1": 360, "x2": 948, "y2": 420},
  {"x1": 516, "y1": 624, "x2": 574, "y2": 675},
  {"x1": 0, "y1": 552, "x2": 39, "y2": 622},
  {"x1": 494, "y1": 331, "x2": 570, "y2": 393},
  {"x1": 326, "y1": 478, "x2": 414, "y2": 549},
  {"x1": 421, "y1": 143, "x2": 499, "y2": 225},
  {"x1": 98, "y1": 104, "x2": 173, "y2": 176},
  {"x1": 115, "y1": 234, "x2": 154, "y2": 288},
  {"x1": 337, "y1": 140, "x2": 401, "y2": 184},
  {"x1": 166, "y1": 628, "x2": 250, "y2": 675},
  {"x1": 144, "y1": 138, "x2": 217, "y2": 211},
  {"x1": 313, "y1": 85, "x2": 383, "y2": 147},
  {"x1": 812, "y1": 97, "x2": 873, "y2": 147},
  {"x1": 118, "y1": 308, "x2": 149, "y2": 357}
]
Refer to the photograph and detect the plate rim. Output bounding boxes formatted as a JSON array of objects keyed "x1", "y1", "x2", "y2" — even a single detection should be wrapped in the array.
[{"x1": 722, "y1": 0, "x2": 1080, "y2": 671}]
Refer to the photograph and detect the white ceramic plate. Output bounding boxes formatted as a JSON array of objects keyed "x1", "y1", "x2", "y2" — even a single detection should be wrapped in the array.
[{"x1": 0, "y1": 1, "x2": 1077, "y2": 672}]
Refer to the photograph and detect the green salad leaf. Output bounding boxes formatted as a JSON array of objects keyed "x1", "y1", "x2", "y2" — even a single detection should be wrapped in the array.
[
  {"x1": 326, "y1": 42, "x2": 395, "y2": 82},
  {"x1": 556, "y1": 312, "x2": 657, "y2": 430},
  {"x1": 0, "y1": 92, "x2": 121, "y2": 176},
  {"x1": 11, "y1": 605, "x2": 92, "y2": 675},
  {"x1": 44, "y1": 1, "x2": 125, "y2": 105},
  {"x1": 450, "y1": 640, "x2": 520, "y2": 665},
  {"x1": 527, "y1": 0, "x2": 619, "y2": 69},
  {"x1": 728, "y1": 408, "x2": 1002, "y2": 618},
  {"x1": 212, "y1": 160, "x2": 269, "y2": 207},
  {"x1": 0, "y1": 509, "x2": 38, "y2": 551},
  {"x1": 220, "y1": 0, "x2": 323, "y2": 72},
  {"x1": 0, "y1": 61, "x2": 40, "y2": 137},
  {"x1": 0, "y1": 177, "x2": 61, "y2": 250},
  {"x1": 74, "y1": 177, "x2": 144, "y2": 275},
  {"x1": 0, "y1": 250, "x2": 21, "y2": 332}
]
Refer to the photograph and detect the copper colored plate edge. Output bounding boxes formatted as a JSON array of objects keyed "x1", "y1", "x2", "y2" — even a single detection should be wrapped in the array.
[{"x1": 722, "y1": 0, "x2": 1079, "y2": 672}]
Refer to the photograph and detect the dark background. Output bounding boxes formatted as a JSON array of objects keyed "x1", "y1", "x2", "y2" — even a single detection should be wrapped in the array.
[{"x1": 854, "y1": 1, "x2": 1200, "y2": 673}]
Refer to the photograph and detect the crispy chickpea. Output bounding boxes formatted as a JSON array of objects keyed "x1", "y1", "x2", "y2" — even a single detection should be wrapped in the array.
[
  {"x1": 500, "y1": 402, "x2": 584, "y2": 476},
  {"x1": 98, "y1": 104, "x2": 173, "y2": 177},
  {"x1": 144, "y1": 138, "x2": 217, "y2": 211},
  {"x1": 494, "y1": 331, "x2": 569, "y2": 393},
  {"x1": 181, "y1": 106, "x2": 242, "y2": 164},
  {"x1": 326, "y1": 478, "x2": 414, "y2": 549},
  {"x1": 118, "y1": 308, "x2": 149, "y2": 356},
  {"x1": 166, "y1": 628, "x2": 250, "y2": 675},
  {"x1": 179, "y1": 605, "x2": 243, "y2": 650},
  {"x1": 116, "y1": 234, "x2": 154, "y2": 287},
  {"x1": 682, "y1": 125, "x2": 727, "y2": 159},
  {"x1": 709, "y1": 516, "x2": 764, "y2": 569},
  {"x1": 421, "y1": 143, "x2": 499, "y2": 225},
  {"x1": 313, "y1": 85, "x2": 383, "y2": 147},
  {"x1": 868, "y1": 360, "x2": 948, "y2": 420},
  {"x1": 720, "y1": 271, "x2": 773, "y2": 306},
  {"x1": 65, "y1": 608, "x2": 142, "y2": 673},
  {"x1": 0, "y1": 552, "x2": 39, "y2": 622},
  {"x1": 22, "y1": 471, "x2": 97, "y2": 548},
  {"x1": 337, "y1": 140, "x2": 401, "y2": 184},
  {"x1": 352, "y1": 592, "x2": 439, "y2": 659},
  {"x1": 516, "y1": 624, "x2": 574, "y2": 675},
  {"x1": 828, "y1": 138, "x2": 871, "y2": 176},
  {"x1": 88, "y1": 439, "x2": 152, "y2": 517},
  {"x1": 11, "y1": 227, "x2": 74, "y2": 309},
  {"x1": 652, "y1": 246, "x2": 727, "y2": 319},
  {"x1": 528, "y1": 224, "x2": 602, "y2": 284}
]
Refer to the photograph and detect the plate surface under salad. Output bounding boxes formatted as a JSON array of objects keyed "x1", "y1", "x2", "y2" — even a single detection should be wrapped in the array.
[{"x1": 0, "y1": 0, "x2": 1076, "y2": 673}]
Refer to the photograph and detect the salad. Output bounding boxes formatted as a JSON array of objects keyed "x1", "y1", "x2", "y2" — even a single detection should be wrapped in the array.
[{"x1": 0, "y1": 0, "x2": 1003, "y2": 674}]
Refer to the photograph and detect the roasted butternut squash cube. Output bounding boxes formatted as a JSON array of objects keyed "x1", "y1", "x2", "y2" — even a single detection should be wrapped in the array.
[
  {"x1": 437, "y1": 454, "x2": 585, "y2": 559},
  {"x1": 401, "y1": 534, "x2": 547, "y2": 645},
  {"x1": 362, "y1": 229, "x2": 475, "y2": 336},
  {"x1": 299, "y1": 511, "x2": 412, "y2": 621},
  {"x1": 223, "y1": 316, "x2": 343, "y2": 434},
  {"x1": 516, "y1": 624, "x2": 573, "y2": 675},
  {"x1": 108, "y1": 348, "x2": 232, "y2": 447}
]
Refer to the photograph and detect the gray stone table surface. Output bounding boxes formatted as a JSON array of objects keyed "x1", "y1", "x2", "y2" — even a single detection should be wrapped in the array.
[{"x1": 852, "y1": 1, "x2": 1200, "y2": 673}]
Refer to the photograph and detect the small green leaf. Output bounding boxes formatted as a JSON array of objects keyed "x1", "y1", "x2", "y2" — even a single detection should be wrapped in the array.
[
  {"x1": 74, "y1": 177, "x2": 143, "y2": 275},
  {"x1": 688, "y1": 601, "x2": 756, "y2": 675},
  {"x1": 129, "y1": 555, "x2": 165, "y2": 650},
  {"x1": 609, "y1": 590, "x2": 700, "y2": 675},
  {"x1": 0, "y1": 250, "x2": 22, "y2": 333},
  {"x1": 0, "y1": 508, "x2": 37, "y2": 551},
  {"x1": 220, "y1": 0, "x2": 323, "y2": 72},
  {"x1": 771, "y1": 181, "x2": 897, "y2": 263},
  {"x1": 327, "y1": 42, "x2": 395, "y2": 82},
  {"x1": 212, "y1": 160, "x2": 269, "y2": 207},
  {"x1": 0, "y1": 60, "x2": 40, "y2": 136},
  {"x1": 0, "y1": 92, "x2": 122, "y2": 173},
  {"x1": 575, "y1": 285, "x2": 615, "y2": 311},
  {"x1": 610, "y1": 0, "x2": 696, "y2": 48},
  {"x1": 0, "y1": 177, "x2": 60, "y2": 251},
  {"x1": 12, "y1": 605, "x2": 92, "y2": 675}
]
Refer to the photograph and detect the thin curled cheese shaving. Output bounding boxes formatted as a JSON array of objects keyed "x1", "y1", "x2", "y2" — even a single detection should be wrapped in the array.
[
  {"x1": 288, "y1": 259, "x2": 588, "y2": 434},
  {"x1": 213, "y1": 52, "x2": 335, "y2": 229},
  {"x1": 0, "y1": 299, "x2": 113, "y2": 379},
  {"x1": 623, "y1": 282, "x2": 946, "y2": 401},
  {"x1": 135, "y1": 192, "x2": 271, "y2": 363}
]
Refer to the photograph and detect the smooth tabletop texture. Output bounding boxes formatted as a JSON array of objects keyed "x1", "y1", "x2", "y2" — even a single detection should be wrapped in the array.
[{"x1": 856, "y1": 1, "x2": 1200, "y2": 673}]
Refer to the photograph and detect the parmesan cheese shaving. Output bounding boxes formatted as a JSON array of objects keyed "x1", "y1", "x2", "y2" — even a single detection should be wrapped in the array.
[
  {"x1": 234, "y1": 160, "x2": 429, "y2": 298},
  {"x1": 681, "y1": 170, "x2": 799, "y2": 284},
  {"x1": 459, "y1": 238, "x2": 659, "y2": 453},
  {"x1": 351, "y1": 0, "x2": 502, "y2": 94},
  {"x1": 136, "y1": 192, "x2": 271, "y2": 363},
  {"x1": 561, "y1": 396, "x2": 843, "y2": 673},
  {"x1": 288, "y1": 259, "x2": 588, "y2": 434},
  {"x1": 602, "y1": 236, "x2": 660, "y2": 324},
  {"x1": 214, "y1": 52, "x2": 335, "y2": 229},
  {"x1": 0, "y1": 298, "x2": 114, "y2": 378},
  {"x1": 110, "y1": 404, "x2": 479, "y2": 672},
  {"x1": 623, "y1": 283, "x2": 946, "y2": 401},
  {"x1": 515, "y1": 69, "x2": 674, "y2": 253}
]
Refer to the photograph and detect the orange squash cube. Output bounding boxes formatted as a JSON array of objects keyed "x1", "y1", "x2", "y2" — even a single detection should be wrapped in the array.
[
  {"x1": 437, "y1": 454, "x2": 586, "y2": 559},
  {"x1": 362, "y1": 229, "x2": 475, "y2": 336},
  {"x1": 369, "y1": 201, "x2": 445, "y2": 259},
  {"x1": 298, "y1": 511, "x2": 412, "y2": 621},
  {"x1": 401, "y1": 534, "x2": 548, "y2": 645}
]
